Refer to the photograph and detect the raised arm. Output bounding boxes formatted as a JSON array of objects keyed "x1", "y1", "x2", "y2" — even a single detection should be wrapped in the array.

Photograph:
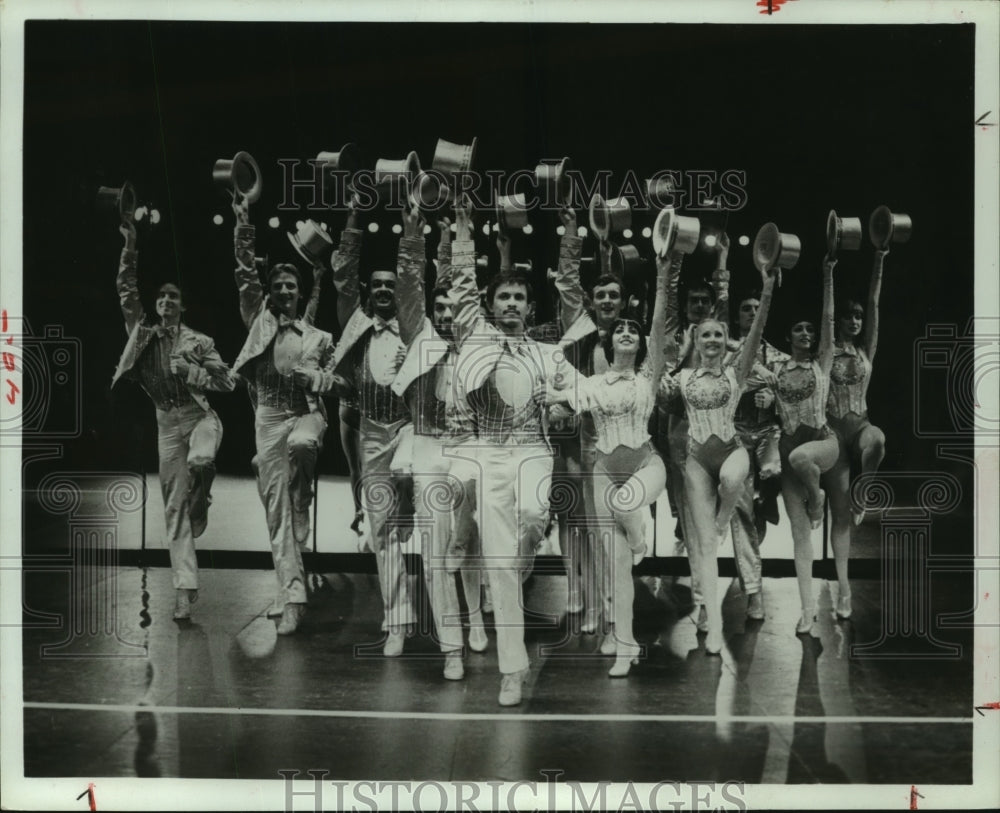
[
  {"x1": 232, "y1": 195, "x2": 263, "y2": 331},
  {"x1": 497, "y1": 230, "x2": 512, "y2": 275},
  {"x1": 331, "y1": 198, "x2": 363, "y2": 329},
  {"x1": 598, "y1": 238, "x2": 612, "y2": 276},
  {"x1": 818, "y1": 254, "x2": 836, "y2": 376},
  {"x1": 435, "y1": 216, "x2": 454, "y2": 290},
  {"x1": 449, "y1": 195, "x2": 481, "y2": 349},
  {"x1": 711, "y1": 232, "x2": 731, "y2": 327},
  {"x1": 396, "y1": 202, "x2": 428, "y2": 347},
  {"x1": 302, "y1": 262, "x2": 325, "y2": 327},
  {"x1": 116, "y1": 217, "x2": 144, "y2": 335},
  {"x1": 554, "y1": 206, "x2": 586, "y2": 334},
  {"x1": 647, "y1": 249, "x2": 670, "y2": 384},
  {"x1": 865, "y1": 248, "x2": 887, "y2": 362},
  {"x1": 661, "y1": 251, "x2": 684, "y2": 368},
  {"x1": 735, "y1": 271, "x2": 776, "y2": 388}
]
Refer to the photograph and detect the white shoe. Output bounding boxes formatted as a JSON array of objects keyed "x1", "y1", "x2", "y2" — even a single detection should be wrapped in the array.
[
  {"x1": 383, "y1": 628, "x2": 406, "y2": 657},
  {"x1": 468, "y1": 624, "x2": 488, "y2": 653},
  {"x1": 173, "y1": 588, "x2": 197, "y2": 621},
  {"x1": 796, "y1": 608, "x2": 818, "y2": 635},
  {"x1": 276, "y1": 602, "x2": 305, "y2": 635},
  {"x1": 498, "y1": 668, "x2": 528, "y2": 706},
  {"x1": 836, "y1": 593, "x2": 853, "y2": 619},
  {"x1": 443, "y1": 651, "x2": 464, "y2": 680},
  {"x1": 266, "y1": 598, "x2": 284, "y2": 618}
]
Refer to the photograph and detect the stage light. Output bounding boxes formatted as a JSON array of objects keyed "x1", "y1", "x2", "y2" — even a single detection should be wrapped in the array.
[
  {"x1": 321, "y1": 222, "x2": 329, "y2": 232},
  {"x1": 577, "y1": 226, "x2": 588, "y2": 237},
  {"x1": 134, "y1": 207, "x2": 146, "y2": 222},
  {"x1": 492, "y1": 223, "x2": 499, "y2": 233},
  {"x1": 150, "y1": 209, "x2": 161, "y2": 224},
  {"x1": 482, "y1": 223, "x2": 491, "y2": 236},
  {"x1": 392, "y1": 223, "x2": 402, "y2": 235},
  {"x1": 522, "y1": 224, "x2": 534, "y2": 235},
  {"x1": 622, "y1": 228, "x2": 633, "y2": 239},
  {"x1": 268, "y1": 216, "x2": 280, "y2": 228},
  {"x1": 212, "y1": 214, "x2": 224, "y2": 226},
  {"x1": 450, "y1": 223, "x2": 457, "y2": 233},
  {"x1": 368, "y1": 222, "x2": 380, "y2": 233},
  {"x1": 556, "y1": 225, "x2": 566, "y2": 236},
  {"x1": 641, "y1": 227, "x2": 652, "y2": 239},
  {"x1": 738, "y1": 235, "x2": 750, "y2": 246},
  {"x1": 704, "y1": 234, "x2": 717, "y2": 248},
  {"x1": 295, "y1": 220, "x2": 305, "y2": 230},
  {"x1": 423, "y1": 224, "x2": 432, "y2": 235}
]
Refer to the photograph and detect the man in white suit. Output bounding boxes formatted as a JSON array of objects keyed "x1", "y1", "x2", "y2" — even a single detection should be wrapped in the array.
[
  {"x1": 112, "y1": 215, "x2": 234, "y2": 621},
  {"x1": 231, "y1": 197, "x2": 337, "y2": 635}
]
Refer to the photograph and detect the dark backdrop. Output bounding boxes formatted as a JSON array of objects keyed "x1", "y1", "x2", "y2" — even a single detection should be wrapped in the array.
[{"x1": 22, "y1": 22, "x2": 975, "y2": 522}]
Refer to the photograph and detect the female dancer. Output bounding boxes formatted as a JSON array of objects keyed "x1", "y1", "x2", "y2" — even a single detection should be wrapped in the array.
[
  {"x1": 823, "y1": 247, "x2": 888, "y2": 618},
  {"x1": 663, "y1": 259, "x2": 777, "y2": 655},
  {"x1": 547, "y1": 247, "x2": 670, "y2": 677},
  {"x1": 771, "y1": 254, "x2": 841, "y2": 634}
]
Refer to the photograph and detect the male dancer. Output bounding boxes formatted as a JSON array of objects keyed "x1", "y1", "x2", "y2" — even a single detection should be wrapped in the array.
[
  {"x1": 451, "y1": 200, "x2": 578, "y2": 706},
  {"x1": 331, "y1": 205, "x2": 417, "y2": 656},
  {"x1": 112, "y1": 213, "x2": 234, "y2": 621},
  {"x1": 231, "y1": 197, "x2": 336, "y2": 635}
]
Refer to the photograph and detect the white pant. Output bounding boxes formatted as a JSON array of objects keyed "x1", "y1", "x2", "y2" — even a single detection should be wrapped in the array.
[
  {"x1": 255, "y1": 406, "x2": 326, "y2": 606},
  {"x1": 474, "y1": 443, "x2": 554, "y2": 674},
  {"x1": 156, "y1": 403, "x2": 222, "y2": 589},
  {"x1": 360, "y1": 417, "x2": 417, "y2": 631}
]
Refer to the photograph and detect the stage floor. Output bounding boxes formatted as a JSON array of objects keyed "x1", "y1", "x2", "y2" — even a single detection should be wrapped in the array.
[{"x1": 20, "y1": 563, "x2": 973, "y2": 784}]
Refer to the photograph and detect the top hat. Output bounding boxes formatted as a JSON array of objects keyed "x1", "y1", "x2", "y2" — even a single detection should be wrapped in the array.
[
  {"x1": 869, "y1": 205, "x2": 913, "y2": 250},
  {"x1": 375, "y1": 151, "x2": 421, "y2": 187},
  {"x1": 316, "y1": 143, "x2": 361, "y2": 179},
  {"x1": 409, "y1": 171, "x2": 450, "y2": 211},
  {"x1": 753, "y1": 222, "x2": 801, "y2": 272},
  {"x1": 213, "y1": 151, "x2": 262, "y2": 203},
  {"x1": 646, "y1": 176, "x2": 678, "y2": 208},
  {"x1": 287, "y1": 219, "x2": 334, "y2": 266},
  {"x1": 535, "y1": 158, "x2": 573, "y2": 208},
  {"x1": 589, "y1": 195, "x2": 632, "y2": 241},
  {"x1": 496, "y1": 193, "x2": 529, "y2": 233},
  {"x1": 431, "y1": 137, "x2": 477, "y2": 199},
  {"x1": 96, "y1": 181, "x2": 137, "y2": 221},
  {"x1": 610, "y1": 244, "x2": 643, "y2": 280},
  {"x1": 652, "y1": 208, "x2": 701, "y2": 257},
  {"x1": 825, "y1": 209, "x2": 863, "y2": 258}
]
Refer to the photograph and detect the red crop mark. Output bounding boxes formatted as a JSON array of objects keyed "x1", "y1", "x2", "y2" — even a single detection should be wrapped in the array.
[
  {"x1": 757, "y1": 0, "x2": 797, "y2": 14},
  {"x1": 75, "y1": 783, "x2": 96, "y2": 810},
  {"x1": 909, "y1": 785, "x2": 924, "y2": 809}
]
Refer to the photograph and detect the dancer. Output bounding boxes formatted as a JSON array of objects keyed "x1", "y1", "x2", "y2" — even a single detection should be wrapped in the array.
[
  {"x1": 331, "y1": 203, "x2": 417, "y2": 656},
  {"x1": 661, "y1": 255, "x2": 776, "y2": 654},
  {"x1": 450, "y1": 215, "x2": 579, "y2": 706},
  {"x1": 112, "y1": 213, "x2": 234, "y2": 621},
  {"x1": 726, "y1": 289, "x2": 789, "y2": 620},
  {"x1": 231, "y1": 196, "x2": 336, "y2": 635},
  {"x1": 771, "y1": 255, "x2": 841, "y2": 635},
  {"x1": 392, "y1": 200, "x2": 488, "y2": 679},
  {"x1": 823, "y1": 246, "x2": 888, "y2": 618},
  {"x1": 547, "y1": 243, "x2": 671, "y2": 676}
]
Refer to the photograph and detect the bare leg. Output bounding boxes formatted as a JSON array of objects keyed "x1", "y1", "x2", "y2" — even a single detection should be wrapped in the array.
[
  {"x1": 715, "y1": 446, "x2": 751, "y2": 534},
  {"x1": 684, "y1": 456, "x2": 723, "y2": 654},
  {"x1": 781, "y1": 469, "x2": 817, "y2": 632},
  {"x1": 787, "y1": 436, "x2": 840, "y2": 529}
]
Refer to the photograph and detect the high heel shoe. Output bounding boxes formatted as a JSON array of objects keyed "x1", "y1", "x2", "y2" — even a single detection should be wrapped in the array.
[
  {"x1": 835, "y1": 593, "x2": 853, "y2": 620},
  {"x1": 796, "y1": 608, "x2": 818, "y2": 635},
  {"x1": 608, "y1": 648, "x2": 640, "y2": 678},
  {"x1": 599, "y1": 626, "x2": 617, "y2": 656}
]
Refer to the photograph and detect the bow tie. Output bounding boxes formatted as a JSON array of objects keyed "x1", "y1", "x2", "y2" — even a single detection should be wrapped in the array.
[
  {"x1": 694, "y1": 366, "x2": 724, "y2": 378},
  {"x1": 604, "y1": 369, "x2": 636, "y2": 384},
  {"x1": 372, "y1": 317, "x2": 399, "y2": 336},
  {"x1": 152, "y1": 324, "x2": 178, "y2": 340},
  {"x1": 785, "y1": 359, "x2": 812, "y2": 370},
  {"x1": 273, "y1": 313, "x2": 302, "y2": 333}
]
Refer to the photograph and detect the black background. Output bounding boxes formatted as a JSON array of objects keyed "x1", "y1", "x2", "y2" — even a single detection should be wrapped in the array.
[{"x1": 22, "y1": 21, "x2": 975, "y2": 510}]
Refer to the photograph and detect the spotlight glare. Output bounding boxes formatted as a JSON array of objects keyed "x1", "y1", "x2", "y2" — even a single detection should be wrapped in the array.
[
  {"x1": 320, "y1": 222, "x2": 329, "y2": 232},
  {"x1": 212, "y1": 213, "x2": 224, "y2": 226},
  {"x1": 622, "y1": 228, "x2": 633, "y2": 239},
  {"x1": 150, "y1": 209, "x2": 161, "y2": 224},
  {"x1": 556, "y1": 225, "x2": 566, "y2": 236},
  {"x1": 368, "y1": 222, "x2": 379, "y2": 233},
  {"x1": 423, "y1": 224, "x2": 432, "y2": 235},
  {"x1": 482, "y1": 223, "x2": 491, "y2": 236},
  {"x1": 641, "y1": 227, "x2": 652, "y2": 239},
  {"x1": 295, "y1": 220, "x2": 305, "y2": 230},
  {"x1": 492, "y1": 223, "x2": 499, "y2": 233},
  {"x1": 450, "y1": 223, "x2": 457, "y2": 233},
  {"x1": 704, "y1": 234, "x2": 717, "y2": 248},
  {"x1": 577, "y1": 226, "x2": 588, "y2": 237},
  {"x1": 738, "y1": 234, "x2": 750, "y2": 246},
  {"x1": 522, "y1": 224, "x2": 534, "y2": 235},
  {"x1": 268, "y1": 216, "x2": 280, "y2": 228},
  {"x1": 392, "y1": 223, "x2": 402, "y2": 235},
  {"x1": 134, "y1": 207, "x2": 146, "y2": 222}
]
